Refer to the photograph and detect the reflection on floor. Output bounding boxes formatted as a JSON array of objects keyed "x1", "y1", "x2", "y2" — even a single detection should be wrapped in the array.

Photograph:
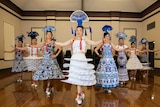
[{"x1": 0, "y1": 70, "x2": 160, "y2": 107}]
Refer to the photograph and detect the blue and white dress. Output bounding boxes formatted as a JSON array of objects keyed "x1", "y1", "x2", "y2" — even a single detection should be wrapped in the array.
[
  {"x1": 23, "y1": 47, "x2": 42, "y2": 72},
  {"x1": 96, "y1": 43, "x2": 119, "y2": 88},
  {"x1": 62, "y1": 39, "x2": 96, "y2": 86},
  {"x1": 12, "y1": 49, "x2": 27, "y2": 72},
  {"x1": 140, "y1": 49, "x2": 152, "y2": 70},
  {"x1": 33, "y1": 43, "x2": 64, "y2": 80},
  {"x1": 140, "y1": 50, "x2": 148, "y2": 63},
  {"x1": 116, "y1": 45, "x2": 129, "y2": 82}
]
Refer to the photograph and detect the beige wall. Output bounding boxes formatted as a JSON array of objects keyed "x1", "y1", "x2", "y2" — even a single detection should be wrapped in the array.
[
  {"x1": 21, "y1": 19, "x2": 144, "y2": 56},
  {"x1": 142, "y1": 10, "x2": 160, "y2": 68},
  {"x1": 0, "y1": 8, "x2": 21, "y2": 69},
  {"x1": 0, "y1": 4, "x2": 160, "y2": 69}
]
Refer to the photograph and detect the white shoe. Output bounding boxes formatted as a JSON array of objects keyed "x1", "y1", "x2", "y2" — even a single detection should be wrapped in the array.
[
  {"x1": 31, "y1": 84, "x2": 38, "y2": 88},
  {"x1": 75, "y1": 97, "x2": 82, "y2": 105},
  {"x1": 34, "y1": 84, "x2": 38, "y2": 88},
  {"x1": 46, "y1": 89, "x2": 51, "y2": 96},
  {"x1": 17, "y1": 79, "x2": 22, "y2": 82},
  {"x1": 80, "y1": 92, "x2": 85, "y2": 100},
  {"x1": 31, "y1": 83, "x2": 35, "y2": 87},
  {"x1": 107, "y1": 89, "x2": 112, "y2": 94},
  {"x1": 120, "y1": 82, "x2": 124, "y2": 85},
  {"x1": 17, "y1": 79, "x2": 20, "y2": 82},
  {"x1": 45, "y1": 87, "x2": 54, "y2": 96}
]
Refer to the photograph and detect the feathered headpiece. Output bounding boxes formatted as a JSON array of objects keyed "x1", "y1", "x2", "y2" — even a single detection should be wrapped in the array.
[
  {"x1": 102, "y1": 25, "x2": 113, "y2": 33},
  {"x1": 140, "y1": 38, "x2": 148, "y2": 44},
  {"x1": 42, "y1": 26, "x2": 56, "y2": 33},
  {"x1": 129, "y1": 35, "x2": 136, "y2": 43},
  {"x1": 15, "y1": 35, "x2": 25, "y2": 42},
  {"x1": 70, "y1": 10, "x2": 89, "y2": 27},
  {"x1": 28, "y1": 31, "x2": 39, "y2": 39},
  {"x1": 117, "y1": 32, "x2": 127, "y2": 39}
]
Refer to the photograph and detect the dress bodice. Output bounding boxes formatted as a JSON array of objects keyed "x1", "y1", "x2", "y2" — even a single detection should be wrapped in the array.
[
  {"x1": 15, "y1": 49, "x2": 23, "y2": 60},
  {"x1": 43, "y1": 44, "x2": 55, "y2": 59},
  {"x1": 140, "y1": 49, "x2": 148, "y2": 63},
  {"x1": 27, "y1": 47, "x2": 40, "y2": 57},
  {"x1": 116, "y1": 45, "x2": 127, "y2": 56},
  {"x1": 129, "y1": 49, "x2": 138, "y2": 57},
  {"x1": 102, "y1": 43, "x2": 113, "y2": 58},
  {"x1": 72, "y1": 39, "x2": 86, "y2": 53}
]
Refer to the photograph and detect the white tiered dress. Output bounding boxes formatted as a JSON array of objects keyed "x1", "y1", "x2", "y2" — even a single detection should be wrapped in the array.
[
  {"x1": 23, "y1": 47, "x2": 42, "y2": 71},
  {"x1": 62, "y1": 39, "x2": 96, "y2": 86},
  {"x1": 126, "y1": 49, "x2": 143, "y2": 70}
]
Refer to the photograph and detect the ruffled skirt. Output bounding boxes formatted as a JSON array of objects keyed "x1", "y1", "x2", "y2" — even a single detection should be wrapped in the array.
[
  {"x1": 23, "y1": 56, "x2": 42, "y2": 72},
  {"x1": 12, "y1": 58, "x2": 27, "y2": 72},
  {"x1": 33, "y1": 57, "x2": 65, "y2": 80},
  {"x1": 96, "y1": 57, "x2": 119, "y2": 88},
  {"x1": 126, "y1": 55, "x2": 143, "y2": 70},
  {"x1": 62, "y1": 53, "x2": 96, "y2": 86}
]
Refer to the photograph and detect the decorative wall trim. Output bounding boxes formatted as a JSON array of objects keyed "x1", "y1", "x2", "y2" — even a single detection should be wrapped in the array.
[
  {"x1": 0, "y1": 0, "x2": 160, "y2": 21},
  {"x1": 0, "y1": 68, "x2": 11, "y2": 72},
  {"x1": 154, "y1": 58, "x2": 160, "y2": 60}
]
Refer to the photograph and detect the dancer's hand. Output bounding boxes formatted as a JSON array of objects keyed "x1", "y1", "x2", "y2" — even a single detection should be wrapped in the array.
[
  {"x1": 50, "y1": 54, "x2": 57, "y2": 58},
  {"x1": 98, "y1": 54, "x2": 103, "y2": 58}
]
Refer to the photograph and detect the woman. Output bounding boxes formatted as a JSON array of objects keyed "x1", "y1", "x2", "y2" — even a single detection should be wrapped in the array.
[
  {"x1": 139, "y1": 38, "x2": 159, "y2": 79},
  {"x1": 23, "y1": 31, "x2": 42, "y2": 88},
  {"x1": 55, "y1": 10, "x2": 102, "y2": 105},
  {"x1": 115, "y1": 32, "x2": 129, "y2": 85},
  {"x1": 56, "y1": 25, "x2": 101, "y2": 105},
  {"x1": 95, "y1": 26, "x2": 128, "y2": 94},
  {"x1": 126, "y1": 36, "x2": 143, "y2": 80},
  {"x1": 33, "y1": 26, "x2": 65, "y2": 96},
  {"x1": 4, "y1": 35, "x2": 27, "y2": 82}
]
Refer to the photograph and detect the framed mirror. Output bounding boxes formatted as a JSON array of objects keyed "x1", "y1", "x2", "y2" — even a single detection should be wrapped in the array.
[{"x1": 123, "y1": 28, "x2": 137, "y2": 47}]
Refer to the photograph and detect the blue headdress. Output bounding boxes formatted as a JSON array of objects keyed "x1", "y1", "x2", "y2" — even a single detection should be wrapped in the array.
[
  {"x1": 140, "y1": 38, "x2": 148, "y2": 44},
  {"x1": 117, "y1": 32, "x2": 127, "y2": 39},
  {"x1": 15, "y1": 35, "x2": 25, "y2": 42},
  {"x1": 70, "y1": 10, "x2": 91, "y2": 36},
  {"x1": 70, "y1": 10, "x2": 89, "y2": 27},
  {"x1": 28, "y1": 31, "x2": 39, "y2": 39},
  {"x1": 42, "y1": 26, "x2": 56, "y2": 33},
  {"x1": 102, "y1": 25, "x2": 113, "y2": 33},
  {"x1": 129, "y1": 35, "x2": 136, "y2": 43}
]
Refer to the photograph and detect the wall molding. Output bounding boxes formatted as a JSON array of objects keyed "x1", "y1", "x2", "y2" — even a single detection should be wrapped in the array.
[{"x1": 0, "y1": 1, "x2": 160, "y2": 22}]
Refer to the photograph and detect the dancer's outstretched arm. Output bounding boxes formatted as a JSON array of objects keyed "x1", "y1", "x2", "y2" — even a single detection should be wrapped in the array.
[
  {"x1": 55, "y1": 39, "x2": 73, "y2": 47},
  {"x1": 85, "y1": 38, "x2": 102, "y2": 46}
]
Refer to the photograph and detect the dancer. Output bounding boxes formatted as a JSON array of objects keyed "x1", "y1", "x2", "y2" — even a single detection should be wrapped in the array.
[
  {"x1": 126, "y1": 36, "x2": 143, "y2": 80},
  {"x1": 17, "y1": 31, "x2": 42, "y2": 88},
  {"x1": 95, "y1": 26, "x2": 128, "y2": 94},
  {"x1": 139, "y1": 38, "x2": 159, "y2": 79},
  {"x1": 15, "y1": 32, "x2": 42, "y2": 87},
  {"x1": 4, "y1": 35, "x2": 27, "y2": 82},
  {"x1": 115, "y1": 32, "x2": 129, "y2": 85},
  {"x1": 55, "y1": 10, "x2": 102, "y2": 105},
  {"x1": 32, "y1": 26, "x2": 65, "y2": 96}
]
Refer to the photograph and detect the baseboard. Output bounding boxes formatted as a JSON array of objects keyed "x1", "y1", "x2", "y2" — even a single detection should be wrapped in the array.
[
  {"x1": 154, "y1": 68, "x2": 160, "y2": 71},
  {"x1": 0, "y1": 68, "x2": 12, "y2": 74}
]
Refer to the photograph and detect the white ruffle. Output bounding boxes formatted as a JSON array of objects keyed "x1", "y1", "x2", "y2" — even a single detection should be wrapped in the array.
[
  {"x1": 62, "y1": 79, "x2": 96, "y2": 86},
  {"x1": 62, "y1": 52, "x2": 96, "y2": 86},
  {"x1": 23, "y1": 56, "x2": 42, "y2": 59},
  {"x1": 126, "y1": 55, "x2": 143, "y2": 70}
]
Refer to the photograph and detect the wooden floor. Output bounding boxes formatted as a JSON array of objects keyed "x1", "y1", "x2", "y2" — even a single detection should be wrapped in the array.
[{"x1": 0, "y1": 70, "x2": 160, "y2": 107}]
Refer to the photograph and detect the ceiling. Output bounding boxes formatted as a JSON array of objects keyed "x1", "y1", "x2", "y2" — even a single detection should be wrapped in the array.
[{"x1": 10, "y1": 0, "x2": 157, "y2": 12}]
